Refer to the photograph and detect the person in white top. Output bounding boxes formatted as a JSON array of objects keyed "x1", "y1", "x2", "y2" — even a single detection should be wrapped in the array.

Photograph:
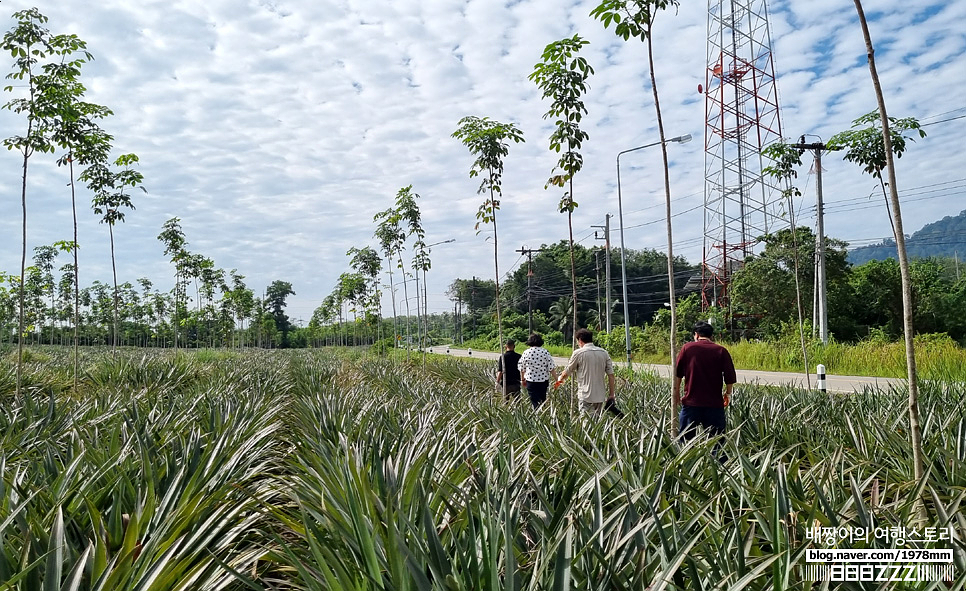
[
  {"x1": 517, "y1": 333, "x2": 557, "y2": 409},
  {"x1": 555, "y1": 328, "x2": 616, "y2": 415}
]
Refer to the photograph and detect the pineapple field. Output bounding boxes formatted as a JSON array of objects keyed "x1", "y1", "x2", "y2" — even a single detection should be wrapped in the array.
[{"x1": 1, "y1": 348, "x2": 964, "y2": 590}]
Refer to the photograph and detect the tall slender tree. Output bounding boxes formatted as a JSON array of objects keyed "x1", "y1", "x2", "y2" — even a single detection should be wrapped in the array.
[
  {"x1": 374, "y1": 209, "x2": 406, "y2": 347},
  {"x1": 31, "y1": 245, "x2": 57, "y2": 345},
  {"x1": 396, "y1": 189, "x2": 427, "y2": 352},
  {"x1": 83, "y1": 153, "x2": 145, "y2": 355},
  {"x1": 452, "y1": 116, "x2": 525, "y2": 356},
  {"x1": 158, "y1": 217, "x2": 188, "y2": 350},
  {"x1": 592, "y1": 0, "x2": 683, "y2": 434},
  {"x1": 3, "y1": 8, "x2": 91, "y2": 393},
  {"x1": 529, "y1": 35, "x2": 594, "y2": 347},
  {"x1": 347, "y1": 246, "x2": 383, "y2": 344},
  {"x1": 42, "y1": 44, "x2": 113, "y2": 374},
  {"x1": 829, "y1": 106, "x2": 927, "y2": 486}
]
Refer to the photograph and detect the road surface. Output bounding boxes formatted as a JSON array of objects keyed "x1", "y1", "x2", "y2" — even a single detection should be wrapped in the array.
[{"x1": 426, "y1": 345, "x2": 905, "y2": 393}]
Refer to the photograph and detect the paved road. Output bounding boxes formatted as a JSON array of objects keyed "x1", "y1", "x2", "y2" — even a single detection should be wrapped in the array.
[{"x1": 426, "y1": 345, "x2": 906, "y2": 393}]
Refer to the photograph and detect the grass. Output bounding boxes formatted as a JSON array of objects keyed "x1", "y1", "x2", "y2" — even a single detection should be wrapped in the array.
[{"x1": 1, "y1": 347, "x2": 965, "y2": 589}]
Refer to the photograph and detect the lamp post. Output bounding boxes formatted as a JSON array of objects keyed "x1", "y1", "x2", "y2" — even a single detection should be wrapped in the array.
[{"x1": 616, "y1": 133, "x2": 692, "y2": 369}]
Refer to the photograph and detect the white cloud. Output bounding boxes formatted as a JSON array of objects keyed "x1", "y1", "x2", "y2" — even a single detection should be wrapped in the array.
[{"x1": 1, "y1": 0, "x2": 964, "y2": 322}]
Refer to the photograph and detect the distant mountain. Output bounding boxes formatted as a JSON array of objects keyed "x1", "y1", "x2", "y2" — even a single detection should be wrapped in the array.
[{"x1": 848, "y1": 210, "x2": 966, "y2": 265}]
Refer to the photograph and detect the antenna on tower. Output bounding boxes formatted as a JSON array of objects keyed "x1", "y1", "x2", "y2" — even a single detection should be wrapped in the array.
[{"x1": 702, "y1": 0, "x2": 787, "y2": 326}]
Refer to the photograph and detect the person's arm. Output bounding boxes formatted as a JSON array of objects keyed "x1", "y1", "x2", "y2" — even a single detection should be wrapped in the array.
[
  {"x1": 673, "y1": 376, "x2": 683, "y2": 407},
  {"x1": 607, "y1": 373, "x2": 616, "y2": 400},
  {"x1": 722, "y1": 349, "x2": 737, "y2": 407},
  {"x1": 555, "y1": 352, "x2": 577, "y2": 388},
  {"x1": 554, "y1": 369, "x2": 567, "y2": 388}
]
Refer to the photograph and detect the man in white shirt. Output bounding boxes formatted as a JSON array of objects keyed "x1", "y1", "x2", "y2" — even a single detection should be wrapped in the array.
[{"x1": 555, "y1": 328, "x2": 616, "y2": 414}]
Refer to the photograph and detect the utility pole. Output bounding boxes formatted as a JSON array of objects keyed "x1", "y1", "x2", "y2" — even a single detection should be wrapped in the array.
[
  {"x1": 592, "y1": 214, "x2": 612, "y2": 332},
  {"x1": 516, "y1": 246, "x2": 545, "y2": 333},
  {"x1": 792, "y1": 138, "x2": 830, "y2": 344},
  {"x1": 594, "y1": 249, "x2": 602, "y2": 328},
  {"x1": 470, "y1": 277, "x2": 476, "y2": 337}
]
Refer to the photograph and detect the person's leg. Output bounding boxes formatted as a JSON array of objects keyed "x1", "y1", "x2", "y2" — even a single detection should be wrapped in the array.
[
  {"x1": 679, "y1": 406, "x2": 699, "y2": 441},
  {"x1": 704, "y1": 408, "x2": 726, "y2": 437},
  {"x1": 528, "y1": 381, "x2": 548, "y2": 408},
  {"x1": 699, "y1": 407, "x2": 728, "y2": 462},
  {"x1": 581, "y1": 401, "x2": 603, "y2": 415}
]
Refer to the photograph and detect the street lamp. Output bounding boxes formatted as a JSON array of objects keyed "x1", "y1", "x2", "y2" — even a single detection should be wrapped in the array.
[{"x1": 615, "y1": 133, "x2": 692, "y2": 369}]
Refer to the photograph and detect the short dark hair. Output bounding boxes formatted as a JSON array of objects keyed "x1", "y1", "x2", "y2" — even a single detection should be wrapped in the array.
[
  {"x1": 526, "y1": 333, "x2": 543, "y2": 347},
  {"x1": 693, "y1": 321, "x2": 714, "y2": 338},
  {"x1": 505, "y1": 340, "x2": 515, "y2": 349},
  {"x1": 575, "y1": 328, "x2": 593, "y2": 344}
]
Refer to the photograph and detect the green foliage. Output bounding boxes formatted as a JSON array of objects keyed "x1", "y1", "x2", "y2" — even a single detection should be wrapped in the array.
[
  {"x1": 451, "y1": 116, "x2": 524, "y2": 231},
  {"x1": 730, "y1": 228, "x2": 851, "y2": 339},
  {"x1": 529, "y1": 35, "x2": 593, "y2": 196},
  {"x1": 590, "y1": 0, "x2": 680, "y2": 42},
  {"x1": 826, "y1": 110, "x2": 926, "y2": 179}
]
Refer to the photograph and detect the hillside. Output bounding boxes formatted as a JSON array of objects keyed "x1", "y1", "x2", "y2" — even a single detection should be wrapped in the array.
[{"x1": 847, "y1": 209, "x2": 966, "y2": 265}]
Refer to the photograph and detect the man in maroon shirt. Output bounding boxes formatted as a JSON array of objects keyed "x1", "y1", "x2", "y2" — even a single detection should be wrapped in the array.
[{"x1": 673, "y1": 321, "x2": 737, "y2": 440}]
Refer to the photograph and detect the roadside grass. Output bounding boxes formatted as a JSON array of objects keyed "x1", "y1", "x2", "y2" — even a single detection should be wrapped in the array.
[{"x1": 1, "y1": 347, "x2": 964, "y2": 589}]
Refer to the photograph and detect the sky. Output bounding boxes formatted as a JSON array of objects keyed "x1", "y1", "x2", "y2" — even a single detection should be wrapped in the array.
[{"x1": 1, "y1": 0, "x2": 964, "y2": 324}]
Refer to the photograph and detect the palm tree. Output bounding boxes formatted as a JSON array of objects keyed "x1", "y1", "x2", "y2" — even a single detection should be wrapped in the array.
[{"x1": 548, "y1": 296, "x2": 577, "y2": 342}]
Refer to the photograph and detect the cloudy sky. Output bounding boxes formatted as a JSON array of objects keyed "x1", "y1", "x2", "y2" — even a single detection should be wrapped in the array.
[{"x1": 1, "y1": 0, "x2": 964, "y2": 323}]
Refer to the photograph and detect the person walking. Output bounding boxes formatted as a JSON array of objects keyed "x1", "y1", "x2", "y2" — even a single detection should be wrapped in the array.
[
  {"x1": 673, "y1": 320, "x2": 737, "y2": 440},
  {"x1": 518, "y1": 333, "x2": 557, "y2": 409},
  {"x1": 555, "y1": 328, "x2": 616, "y2": 415},
  {"x1": 496, "y1": 340, "x2": 522, "y2": 400}
]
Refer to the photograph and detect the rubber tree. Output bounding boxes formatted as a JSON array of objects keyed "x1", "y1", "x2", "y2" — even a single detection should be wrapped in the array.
[
  {"x1": 31, "y1": 245, "x2": 57, "y2": 345},
  {"x1": 3, "y1": 8, "x2": 91, "y2": 393},
  {"x1": 828, "y1": 105, "x2": 927, "y2": 485},
  {"x1": 41, "y1": 48, "x2": 113, "y2": 373},
  {"x1": 761, "y1": 142, "x2": 812, "y2": 387},
  {"x1": 396, "y1": 187, "x2": 427, "y2": 353},
  {"x1": 347, "y1": 246, "x2": 383, "y2": 344},
  {"x1": 529, "y1": 35, "x2": 594, "y2": 349},
  {"x1": 592, "y1": 0, "x2": 683, "y2": 435},
  {"x1": 375, "y1": 188, "x2": 418, "y2": 357},
  {"x1": 83, "y1": 153, "x2": 145, "y2": 355},
  {"x1": 374, "y1": 208, "x2": 406, "y2": 348},
  {"x1": 158, "y1": 217, "x2": 188, "y2": 349},
  {"x1": 452, "y1": 116, "x2": 525, "y2": 357}
]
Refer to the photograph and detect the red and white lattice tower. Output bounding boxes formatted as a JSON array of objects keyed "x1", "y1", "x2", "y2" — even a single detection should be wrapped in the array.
[{"x1": 702, "y1": 0, "x2": 786, "y2": 311}]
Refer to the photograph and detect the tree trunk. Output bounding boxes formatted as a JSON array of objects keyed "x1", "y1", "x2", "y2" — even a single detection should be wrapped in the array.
[
  {"x1": 568, "y1": 180, "x2": 578, "y2": 351},
  {"x1": 110, "y1": 222, "x2": 119, "y2": 357},
  {"x1": 386, "y1": 254, "x2": 398, "y2": 348},
  {"x1": 853, "y1": 0, "x2": 924, "y2": 484},
  {"x1": 398, "y1": 252, "x2": 412, "y2": 360},
  {"x1": 646, "y1": 22, "x2": 679, "y2": 437},
  {"x1": 17, "y1": 145, "x2": 28, "y2": 397},
  {"x1": 67, "y1": 158, "x2": 80, "y2": 393},
  {"x1": 491, "y1": 184, "x2": 504, "y2": 350}
]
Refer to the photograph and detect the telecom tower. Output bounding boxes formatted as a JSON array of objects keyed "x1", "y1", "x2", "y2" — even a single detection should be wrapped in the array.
[{"x1": 702, "y1": 0, "x2": 786, "y2": 312}]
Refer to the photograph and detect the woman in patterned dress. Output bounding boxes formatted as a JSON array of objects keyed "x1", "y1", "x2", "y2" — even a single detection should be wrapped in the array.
[{"x1": 517, "y1": 333, "x2": 558, "y2": 409}]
